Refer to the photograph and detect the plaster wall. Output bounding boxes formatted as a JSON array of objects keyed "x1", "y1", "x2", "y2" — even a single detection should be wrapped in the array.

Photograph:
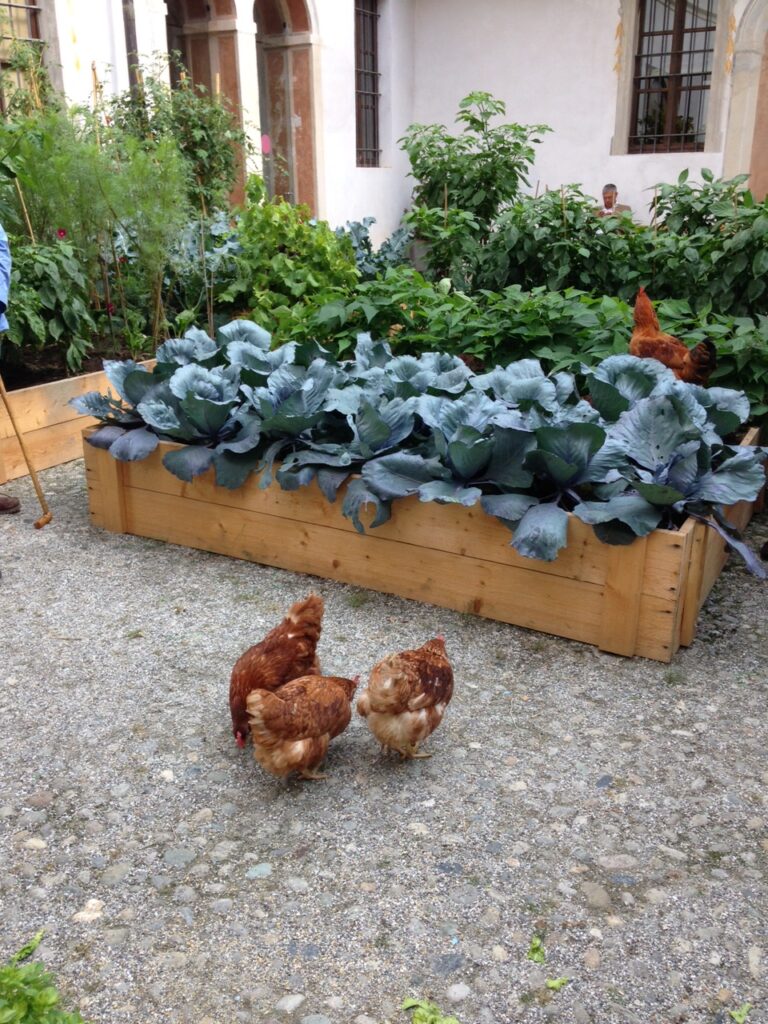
[
  {"x1": 50, "y1": 0, "x2": 170, "y2": 106},
  {"x1": 313, "y1": 0, "x2": 416, "y2": 239}
]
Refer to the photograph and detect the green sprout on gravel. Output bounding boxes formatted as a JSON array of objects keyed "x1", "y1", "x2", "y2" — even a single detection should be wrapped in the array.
[
  {"x1": 0, "y1": 930, "x2": 89, "y2": 1024},
  {"x1": 729, "y1": 1005, "x2": 752, "y2": 1024},
  {"x1": 402, "y1": 998, "x2": 461, "y2": 1024},
  {"x1": 526, "y1": 935, "x2": 546, "y2": 963},
  {"x1": 545, "y1": 977, "x2": 569, "y2": 991}
]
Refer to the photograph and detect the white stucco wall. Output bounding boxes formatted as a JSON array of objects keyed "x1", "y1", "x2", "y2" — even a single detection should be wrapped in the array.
[
  {"x1": 313, "y1": 0, "x2": 415, "y2": 241},
  {"x1": 48, "y1": 0, "x2": 170, "y2": 108}
]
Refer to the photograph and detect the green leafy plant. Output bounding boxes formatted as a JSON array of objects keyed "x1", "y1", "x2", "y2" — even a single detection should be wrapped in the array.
[
  {"x1": 3, "y1": 236, "x2": 96, "y2": 370},
  {"x1": 545, "y1": 977, "x2": 569, "y2": 991},
  {"x1": 526, "y1": 935, "x2": 546, "y2": 963},
  {"x1": 477, "y1": 171, "x2": 768, "y2": 319},
  {"x1": 301, "y1": 271, "x2": 768, "y2": 415},
  {"x1": 106, "y1": 56, "x2": 248, "y2": 212},
  {"x1": 335, "y1": 217, "x2": 413, "y2": 280},
  {"x1": 0, "y1": 105, "x2": 191, "y2": 358},
  {"x1": 400, "y1": 92, "x2": 549, "y2": 284},
  {"x1": 215, "y1": 176, "x2": 358, "y2": 330},
  {"x1": 401, "y1": 91, "x2": 548, "y2": 223},
  {"x1": 729, "y1": 1005, "x2": 752, "y2": 1024},
  {"x1": 74, "y1": 323, "x2": 768, "y2": 574},
  {"x1": 0, "y1": 931, "x2": 88, "y2": 1023},
  {"x1": 402, "y1": 997, "x2": 461, "y2": 1024}
]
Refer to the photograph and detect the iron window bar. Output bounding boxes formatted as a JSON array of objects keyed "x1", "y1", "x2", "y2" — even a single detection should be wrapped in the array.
[
  {"x1": 355, "y1": 0, "x2": 380, "y2": 167},
  {"x1": 629, "y1": 0, "x2": 716, "y2": 154}
]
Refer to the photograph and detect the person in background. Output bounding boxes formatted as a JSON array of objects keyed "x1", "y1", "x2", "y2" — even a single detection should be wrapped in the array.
[
  {"x1": 0, "y1": 222, "x2": 20, "y2": 514},
  {"x1": 597, "y1": 182, "x2": 632, "y2": 218}
]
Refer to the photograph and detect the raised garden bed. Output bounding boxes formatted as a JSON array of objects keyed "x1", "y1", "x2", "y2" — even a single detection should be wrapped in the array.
[
  {"x1": 0, "y1": 362, "x2": 153, "y2": 485},
  {"x1": 82, "y1": 426, "x2": 763, "y2": 663}
]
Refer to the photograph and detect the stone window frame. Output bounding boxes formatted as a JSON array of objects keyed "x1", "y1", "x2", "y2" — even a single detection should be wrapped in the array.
[
  {"x1": 612, "y1": 0, "x2": 735, "y2": 155},
  {"x1": 355, "y1": 0, "x2": 381, "y2": 167}
]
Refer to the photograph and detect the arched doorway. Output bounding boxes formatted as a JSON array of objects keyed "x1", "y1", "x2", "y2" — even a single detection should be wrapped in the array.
[{"x1": 254, "y1": 0, "x2": 317, "y2": 211}]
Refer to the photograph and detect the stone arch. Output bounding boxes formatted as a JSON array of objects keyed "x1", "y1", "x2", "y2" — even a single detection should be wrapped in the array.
[
  {"x1": 723, "y1": 0, "x2": 768, "y2": 195},
  {"x1": 254, "y1": 0, "x2": 317, "y2": 211},
  {"x1": 164, "y1": 0, "x2": 250, "y2": 201}
]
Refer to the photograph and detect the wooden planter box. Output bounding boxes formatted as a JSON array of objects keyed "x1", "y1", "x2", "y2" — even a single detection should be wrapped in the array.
[
  {"x1": 0, "y1": 362, "x2": 153, "y2": 485},
  {"x1": 82, "y1": 427, "x2": 763, "y2": 663}
]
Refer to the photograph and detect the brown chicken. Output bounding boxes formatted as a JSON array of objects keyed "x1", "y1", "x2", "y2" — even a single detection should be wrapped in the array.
[
  {"x1": 246, "y1": 674, "x2": 358, "y2": 779},
  {"x1": 629, "y1": 286, "x2": 716, "y2": 385},
  {"x1": 229, "y1": 594, "x2": 324, "y2": 749},
  {"x1": 357, "y1": 636, "x2": 453, "y2": 758}
]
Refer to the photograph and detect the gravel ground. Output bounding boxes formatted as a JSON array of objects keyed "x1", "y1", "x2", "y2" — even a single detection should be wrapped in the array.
[{"x1": 0, "y1": 459, "x2": 767, "y2": 1024}]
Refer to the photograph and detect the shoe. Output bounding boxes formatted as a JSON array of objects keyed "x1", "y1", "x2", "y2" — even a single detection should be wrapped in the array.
[{"x1": 0, "y1": 494, "x2": 20, "y2": 514}]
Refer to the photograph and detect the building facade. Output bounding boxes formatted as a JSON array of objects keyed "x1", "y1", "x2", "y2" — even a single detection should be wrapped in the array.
[{"x1": 4, "y1": 0, "x2": 767, "y2": 236}]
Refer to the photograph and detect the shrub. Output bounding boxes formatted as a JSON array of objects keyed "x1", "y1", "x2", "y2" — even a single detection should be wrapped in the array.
[
  {"x1": 400, "y1": 92, "x2": 549, "y2": 283},
  {"x1": 476, "y1": 173, "x2": 768, "y2": 318},
  {"x1": 105, "y1": 58, "x2": 248, "y2": 212},
  {"x1": 0, "y1": 932, "x2": 88, "y2": 1024},
  {"x1": 215, "y1": 176, "x2": 358, "y2": 332},
  {"x1": 2, "y1": 236, "x2": 96, "y2": 370}
]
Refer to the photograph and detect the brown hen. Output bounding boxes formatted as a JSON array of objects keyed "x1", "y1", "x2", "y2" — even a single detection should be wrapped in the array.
[
  {"x1": 246, "y1": 674, "x2": 358, "y2": 780},
  {"x1": 229, "y1": 594, "x2": 323, "y2": 749},
  {"x1": 357, "y1": 636, "x2": 453, "y2": 758},
  {"x1": 629, "y1": 286, "x2": 716, "y2": 385}
]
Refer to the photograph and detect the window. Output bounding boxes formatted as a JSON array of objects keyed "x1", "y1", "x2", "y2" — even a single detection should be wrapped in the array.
[
  {"x1": 629, "y1": 0, "x2": 717, "y2": 153},
  {"x1": 355, "y1": 0, "x2": 380, "y2": 167},
  {"x1": 0, "y1": 1, "x2": 42, "y2": 112}
]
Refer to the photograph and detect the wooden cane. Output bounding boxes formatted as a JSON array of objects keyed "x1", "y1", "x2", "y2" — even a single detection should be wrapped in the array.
[{"x1": 0, "y1": 372, "x2": 52, "y2": 528}]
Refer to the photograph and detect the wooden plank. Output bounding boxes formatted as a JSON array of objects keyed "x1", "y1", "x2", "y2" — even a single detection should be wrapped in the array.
[
  {"x1": 85, "y1": 443, "x2": 127, "y2": 532},
  {"x1": 0, "y1": 360, "x2": 154, "y2": 484},
  {"x1": 120, "y1": 449, "x2": 613, "y2": 585},
  {"x1": 0, "y1": 370, "x2": 109, "y2": 438},
  {"x1": 123, "y1": 484, "x2": 607, "y2": 645},
  {"x1": 635, "y1": 594, "x2": 685, "y2": 662},
  {"x1": 0, "y1": 416, "x2": 99, "y2": 481},
  {"x1": 598, "y1": 536, "x2": 650, "y2": 656}
]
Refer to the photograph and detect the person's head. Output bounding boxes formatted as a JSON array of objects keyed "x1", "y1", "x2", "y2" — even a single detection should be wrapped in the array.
[{"x1": 602, "y1": 183, "x2": 618, "y2": 209}]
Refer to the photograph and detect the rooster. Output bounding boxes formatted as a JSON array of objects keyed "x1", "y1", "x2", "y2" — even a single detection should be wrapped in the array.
[
  {"x1": 229, "y1": 594, "x2": 324, "y2": 750},
  {"x1": 629, "y1": 286, "x2": 716, "y2": 385},
  {"x1": 357, "y1": 637, "x2": 453, "y2": 758},
  {"x1": 246, "y1": 674, "x2": 358, "y2": 780}
]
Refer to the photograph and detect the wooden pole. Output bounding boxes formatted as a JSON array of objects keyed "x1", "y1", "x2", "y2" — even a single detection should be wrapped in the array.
[
  {"x1": 0, "y1": 373, "x2": 52, "y2": 527},
  {"x1": 121, "y1": 0, "x2": 141, "y2": 97},
  {"x1": 14, "y1": 179, "x2": 36, "y2": 244}
]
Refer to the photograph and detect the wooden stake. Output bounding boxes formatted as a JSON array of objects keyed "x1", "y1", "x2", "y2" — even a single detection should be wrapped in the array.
[
  {"x1": 91, "y1": 62, "x2": 102, "y2": 147},
  {"x1": 14, "y1": 178, "x2": 35, "y2": 243},
  {"x1": 0, "y1": 372, "x2": 52, "y2": 527}
]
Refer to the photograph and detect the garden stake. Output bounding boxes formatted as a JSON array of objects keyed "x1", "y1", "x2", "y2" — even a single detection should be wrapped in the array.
[
  {"x1": 15, "y1": 179, "x2": 36, "y2": 244},
  {"x1": 0, "y1": 373, "x2": 52, "y2": 528}
]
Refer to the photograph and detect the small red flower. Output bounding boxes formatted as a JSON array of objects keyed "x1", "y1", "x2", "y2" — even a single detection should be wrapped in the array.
[
  {"x1": 56, "y1": 228, "x2": 66, "y2": 239},
  {"x1": 106, "y1": 302, "x2": 116, "y2": 316}
]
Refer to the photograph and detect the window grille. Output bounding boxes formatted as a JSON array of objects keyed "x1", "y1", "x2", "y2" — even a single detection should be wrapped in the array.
[
  {"x1": 0, "y1": 1, "x2": 42, "y2": 112},
  {"x1": 629, "y1": 0, "x2": 717, "y2": 153},
  {"x1": 355, "y1": 0, "x2": 380, "y2": 167}
]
